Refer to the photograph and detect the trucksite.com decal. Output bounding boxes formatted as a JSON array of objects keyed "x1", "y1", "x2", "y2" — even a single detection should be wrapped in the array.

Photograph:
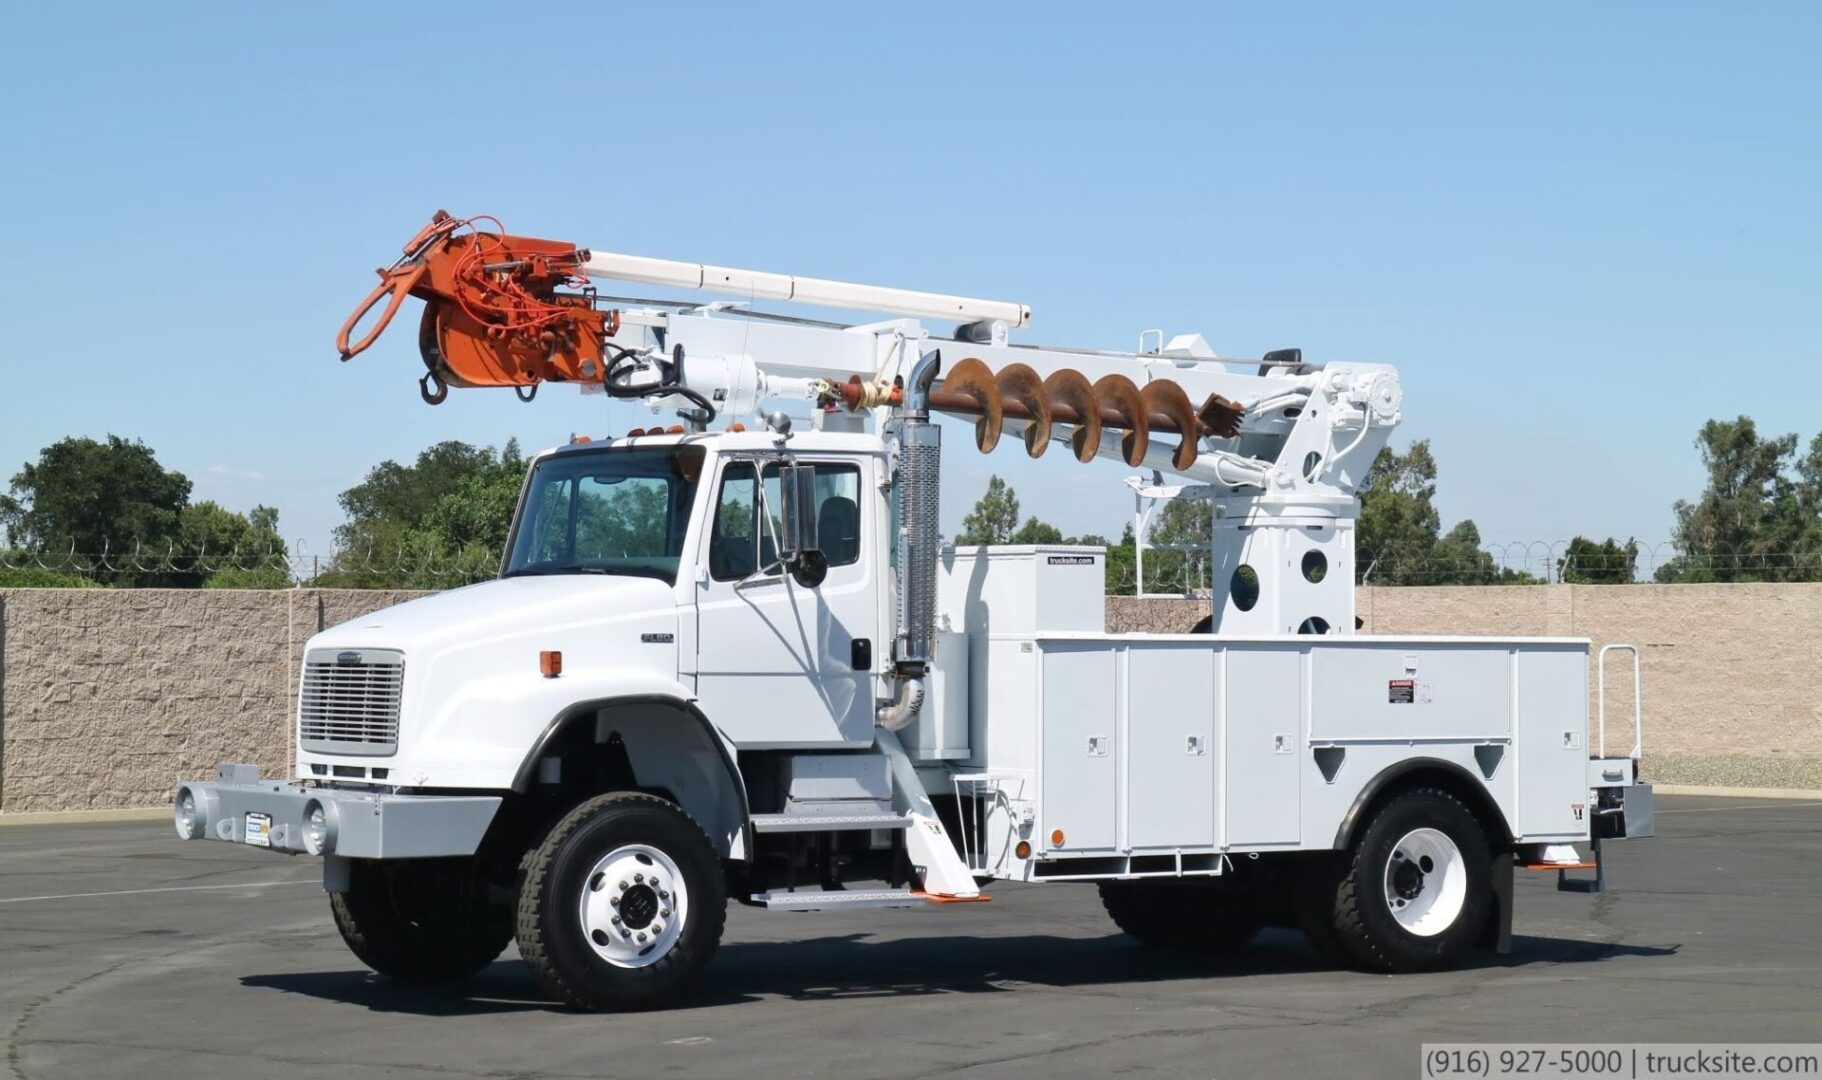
[{"x1": 1045, "y1": 555, "x2": 1097, "y2": 565}]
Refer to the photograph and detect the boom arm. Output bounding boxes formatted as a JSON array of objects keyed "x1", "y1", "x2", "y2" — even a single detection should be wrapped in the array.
[
  {"x1": 335, "y1": 211, "x2": 1403, "y2": 634},
  {"x1": 335, "y1": 211, "x2": 1396, "y2": 486}
]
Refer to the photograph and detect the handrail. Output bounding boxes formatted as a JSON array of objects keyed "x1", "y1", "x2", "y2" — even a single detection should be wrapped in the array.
[{"x1": 1597, "y1": 644, "x2": 1643, "y2": 759}]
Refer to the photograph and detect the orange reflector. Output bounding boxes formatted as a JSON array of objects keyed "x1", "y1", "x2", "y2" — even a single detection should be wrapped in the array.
[
  {"x1": 570, "y1": 434, "x2": 592, "y2": 445},
  {"x1": 666, "y1": 424, "x2": 685, "y2": 434},
  {"x1": 1050, "y1": 829, "x2": 1065, "y2": 848},
  {"x1": 626, "y1": 427, "x2": 646, "y2": 438},
  {"x1": 1015, "y1": 840, "x2": 1031, "y2": 859},
  {"x1": 539, "y1": 650, "x2": 563, "y2": 677},
  {"x1": 728, "y1": 422, "x2": 746, "y2": 432}
]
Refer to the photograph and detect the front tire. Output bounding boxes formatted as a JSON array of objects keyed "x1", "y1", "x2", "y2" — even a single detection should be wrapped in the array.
[
  {"x1": 1302, "y1": 787, "x2": 1492, "y2": 972},
  {"x1": 1099, "y1": 879, "x2": 1264, "y2": 952},
  {"x1": 515, "y1": 792, "x2": 727, "y2": 1011},
  {"x1": 330, "y1": 857, "x2": 513, "y2": 982}
]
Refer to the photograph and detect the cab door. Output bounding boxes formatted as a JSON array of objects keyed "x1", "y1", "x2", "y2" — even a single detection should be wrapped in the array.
[{"x1": 692, "y1": 456, "x2": 879, "y2": 748}]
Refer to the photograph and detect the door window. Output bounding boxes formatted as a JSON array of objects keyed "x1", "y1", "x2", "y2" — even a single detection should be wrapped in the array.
[{"x1": 708, "y1": 461, "x2": 861, "y2": 581}]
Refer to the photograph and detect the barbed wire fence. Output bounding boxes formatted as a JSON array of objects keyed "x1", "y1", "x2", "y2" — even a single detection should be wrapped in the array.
[{"x1": 5, "y1": 538, "x2": 1822, "y2": 591}]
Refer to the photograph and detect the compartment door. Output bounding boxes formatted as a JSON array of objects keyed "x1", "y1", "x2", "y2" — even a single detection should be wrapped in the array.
[
  {"x1": 1040, "y1": 644, "x2": 1118, "y2": 854},
  {"x1": 1126, "y1": 645, "x2": 1217, "y2": 850},
  {"x1": 1224, "y1": 646, "x2": 1304, "y2": 847}
]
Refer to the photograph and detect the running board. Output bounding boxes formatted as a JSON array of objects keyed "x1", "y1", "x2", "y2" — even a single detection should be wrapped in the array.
[
  {"x1": 756, "y1": 888, "x2": 923, "y2": 911},
  {"x1": 750, "y1": 812, "x2": 912, "y2": 834}
]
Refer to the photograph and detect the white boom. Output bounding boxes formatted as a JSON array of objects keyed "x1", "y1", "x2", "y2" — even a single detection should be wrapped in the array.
[{"x1": 583, "y1": 250, "x2": 1033, "y2": 328}]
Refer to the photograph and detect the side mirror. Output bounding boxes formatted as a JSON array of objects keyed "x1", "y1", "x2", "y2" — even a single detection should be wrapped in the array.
[
  {"x1": 775, "y1": 462, "x2": 826, "y2": 587},
  {"x1": 776, "y1": 462, "x2": 820, "y2": 560}
]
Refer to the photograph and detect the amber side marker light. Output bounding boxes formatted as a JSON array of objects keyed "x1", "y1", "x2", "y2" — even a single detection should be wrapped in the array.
[
  {"x1": 1050, "y1": 829, "x2": 1065, "y2": 848},
  {"x1": 1015, "y1": 840, "x2": 1032, "y2": 859},
  {"x1": 540, "y1": 650, "x2": 563, "y2": 678}
]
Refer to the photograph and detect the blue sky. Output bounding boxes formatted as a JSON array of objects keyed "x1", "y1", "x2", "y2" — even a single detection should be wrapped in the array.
[{"x1": 2, "y1": 3, "x2": 1817, "y2": 562}]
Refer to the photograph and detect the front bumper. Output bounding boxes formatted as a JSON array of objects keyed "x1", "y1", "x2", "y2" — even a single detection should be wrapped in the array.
[{"x1": 173, "y1": 764, "x2": 501, "y2": 859}]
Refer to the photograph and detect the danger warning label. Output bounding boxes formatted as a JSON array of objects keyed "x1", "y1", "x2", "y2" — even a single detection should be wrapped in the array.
[{"x1": 1388, "y1": 678, "x2": 1416, "y2": 704}]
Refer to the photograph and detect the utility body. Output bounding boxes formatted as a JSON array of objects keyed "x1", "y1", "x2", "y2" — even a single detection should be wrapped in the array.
[{"x1": 176, "y1": 214, "x2": 1653, "y2": 1010}]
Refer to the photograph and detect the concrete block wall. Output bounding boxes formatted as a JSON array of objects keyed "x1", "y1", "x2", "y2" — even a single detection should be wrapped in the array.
[
  {"x1": 0, "y1": 589, "x2": 425, "y2": 812},
  {"x1": 1, "y1": 585, "x2": 1817, "y2": 812}
]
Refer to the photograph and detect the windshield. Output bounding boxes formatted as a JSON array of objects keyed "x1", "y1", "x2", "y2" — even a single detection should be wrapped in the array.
[{"x1": 502, "y1": 445, "x2": 705, "y2": 584}]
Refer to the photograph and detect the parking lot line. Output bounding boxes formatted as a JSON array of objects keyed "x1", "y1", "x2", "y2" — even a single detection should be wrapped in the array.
[{"x1": 0, "y1": 879, "x2": 318, "y2": 905}]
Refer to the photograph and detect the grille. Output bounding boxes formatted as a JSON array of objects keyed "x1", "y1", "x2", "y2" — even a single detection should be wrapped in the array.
[{"x1": 298, "y1": 649, "x2": 403, "y2": 756}]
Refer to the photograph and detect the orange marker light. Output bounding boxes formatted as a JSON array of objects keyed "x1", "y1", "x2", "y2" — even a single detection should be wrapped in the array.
[
  {"x1": 1015, "y1": 840, "x2": 1032, "y2": 860},
  {"x1": 1050, "y1": 829, "x2": 1065, "y2": 848},
  {"x1": 539, "y1": 650, "x2": 563, "y2": 678}
]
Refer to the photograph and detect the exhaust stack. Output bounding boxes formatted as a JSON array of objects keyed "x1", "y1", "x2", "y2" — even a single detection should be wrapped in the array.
[
  {"x1": 878, "y1": 349, "x2": 943, "y2": 733},
  {"x1": 894, "y1": 350, "x2": 944, "y2": 669}
]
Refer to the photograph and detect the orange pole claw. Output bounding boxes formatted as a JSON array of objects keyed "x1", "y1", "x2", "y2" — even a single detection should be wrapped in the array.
[{"x1": 337, "y1": 262, "x2": 428, "y2": 361}]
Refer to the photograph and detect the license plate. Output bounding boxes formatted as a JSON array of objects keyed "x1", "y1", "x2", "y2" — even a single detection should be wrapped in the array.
[{"x1": 244, "y1": 811, "x2": 272, "y2": 848}]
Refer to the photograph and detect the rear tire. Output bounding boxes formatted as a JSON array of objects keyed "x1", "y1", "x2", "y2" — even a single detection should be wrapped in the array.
[
  {"x1": 516, "y1": 792, "x2": 727, "y2": 1011},
  {"x1": 1301, "y1": 787, "x2": 1492, "y2": 972},
  {"x1": 1099, "y1": 879, "x2": 1264, "y2": 952},
  {"x1": 330, "y1": 857, "x2": 513, "y2": 982}
]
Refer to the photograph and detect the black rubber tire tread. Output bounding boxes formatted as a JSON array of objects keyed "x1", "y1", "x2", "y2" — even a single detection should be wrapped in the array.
[
  {"x1": 1315, "y1": 787, "x2": 1492, "y2": 973},
  {"x1": 515, "y1": 792, "x2": 727, "y2": 1012},
  {"x1": 1098, "y1": 879, "x2": 1264, "y2": 952},
  {"x1": 330, "y1": 858, "x2": 512, "y2": 982}
]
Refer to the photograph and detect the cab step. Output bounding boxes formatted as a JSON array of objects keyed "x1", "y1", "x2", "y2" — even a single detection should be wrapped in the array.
[
  {"x1": 751, "y1": 811, "x2": 912, "y2": 834},
  {"x1": 756, "y1": 887, "x2": 922, "y2": 911}
]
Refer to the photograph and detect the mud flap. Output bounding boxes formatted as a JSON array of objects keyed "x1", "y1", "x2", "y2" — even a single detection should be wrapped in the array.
[{"x1": 1480, "y1": 850, "x2": 1513, "y2": 954}]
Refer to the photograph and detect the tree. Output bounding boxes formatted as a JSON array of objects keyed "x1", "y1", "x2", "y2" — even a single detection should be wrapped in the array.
[
  {"x1": 0, "y1": 436, "x2": 287, "y2": 588},
  {"x1": 319, "y1": 440, "x2": 526, "y2": 587},
  {"x1": 1558, "y1": 536, "x2": 1639, "y2": 584},
  {"x1": 1355, "y1": 440, "x2": 1533, "y2": 585},
  {"x1": 956, "y1": 475, "x2": 1021, "y2": 545},
  {"x1": 0, "y1": 563, "x2": 101, "y2": 588},
  {"x1": 1010, "y1": 517, "x2": 1064, "y2": 544},
  {"x1": 1427, "y1": 520, "x2": 1531, "y2": 585},
  {"x1": 1356, "y1": 441, "x2": 1442, "y2": 585},
  {"x1": 0, "y1": 435, "x2": 191, "y2": 585},
  {"x1": 955, "y1": 476, "x2": 1126, "y2": 587},
  {"x1": 1656, "y1": 418, "x2": 1822, "y2": 583},
  {"x1": 179, "y1": 501, "x2": 289, "y2": 587}
]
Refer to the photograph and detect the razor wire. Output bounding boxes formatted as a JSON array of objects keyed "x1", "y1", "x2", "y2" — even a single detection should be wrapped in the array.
[{"x1": 3, "y1": 538, "x2": 1821, "y2": 590}]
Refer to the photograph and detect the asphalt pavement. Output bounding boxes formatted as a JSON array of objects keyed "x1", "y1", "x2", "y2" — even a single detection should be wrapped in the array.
[{"x1": 3, "y1": 794, "x2": 1818, "y2": 1079}]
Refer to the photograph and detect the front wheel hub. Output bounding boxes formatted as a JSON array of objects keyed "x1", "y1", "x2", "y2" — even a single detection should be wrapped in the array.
[{"x1": 578, "y1": 844, "x2": 688, "y2": 968}]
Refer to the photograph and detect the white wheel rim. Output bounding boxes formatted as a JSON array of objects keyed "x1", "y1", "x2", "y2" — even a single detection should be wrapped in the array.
[
  {"x1": 577, "y1": 844, "x2": 689, "y2": 969},
  {"x1": 1382, "y1": 827, "x2": 1467, "y2": 937}
]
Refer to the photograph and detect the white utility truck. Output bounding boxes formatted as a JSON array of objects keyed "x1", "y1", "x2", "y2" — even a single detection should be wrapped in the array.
[{"x1": 174, "y1": 213, "x2": 1653, "y2": 1010}]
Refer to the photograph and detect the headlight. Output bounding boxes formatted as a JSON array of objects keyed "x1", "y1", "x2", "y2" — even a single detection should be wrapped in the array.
[
  {"x1": 174, "y1": 788, "x2": 199, "y2": 840},
  {"x1": 302, "y1": 800, "x2": 334, "y2": 855}
]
